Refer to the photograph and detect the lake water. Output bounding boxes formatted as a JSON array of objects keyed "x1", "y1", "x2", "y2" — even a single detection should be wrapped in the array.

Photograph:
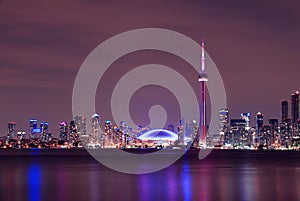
[{"x1": 0, "y1": 149, "x2": 299, "y2": 201}]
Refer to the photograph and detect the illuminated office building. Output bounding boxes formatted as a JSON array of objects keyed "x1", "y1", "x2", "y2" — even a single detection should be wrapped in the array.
[
  {"x1": 91, "y1": 114, "x2": 100, "y2": 145},
  {"x1": 256, "y1": 112, "x2": 264, "y2": 145},
  {"x1": 291, "y1": 91, "x2": 299, "y2": 126},
  {"x1": 74, "y1": 115, "x2": 87, "y2": 135},
  {"x1": 281, "y1": 100, "x2": 289, "y2": 122},
  {"x1": 241, "y1": 113, "x2": 250, "y2": 130},
  {"x1": 74, "y1": 115, "x2": 88, "y2": 146},
  {"x1": 29, "y1": 119, "x2": 39, "y2": 140},
  {"x1": 40, "y1": 122, "x2": 49, "y2": 143},
  {"x1": 69, "y1": 120, "x2": 79, "y2": 145},
  {"x1": 59, "y1": 121, "x2": 68, "y2": 142},
  {"x1": 228, "y1": 119, "x2": 247, "y2": 147},
  {"x1": 17, "y1": 131, "x2": 26, "y2": 141},
  {"x1": 219, "y1": 109, "x2": 229, "y2": 133},
  {"x1": 119, "y1": 121, "x2": 129, "y2": 147},
  {"x1": 269, "y1": 119, "x2": 279, "y2": 145},
  {"x1": 291, "y1": 91, "x2": 299, "y2": 140},
  {"x1": 280, "y1": 118, "x2": 292, "y2": 147},
  {"x1": 7, "y1": 122, "x2": 17, "y2": 140},
  {"x1": 104, "y1": 120, "x2": 113, "y2": 147}
]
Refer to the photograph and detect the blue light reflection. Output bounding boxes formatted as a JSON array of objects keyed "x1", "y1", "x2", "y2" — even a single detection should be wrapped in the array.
[
  {"x1": 28, "y1": 164, "x2": 41, "y2": 201},
  {"x1": 182, "y1": 159, "x2": 192, "y2": 201}
]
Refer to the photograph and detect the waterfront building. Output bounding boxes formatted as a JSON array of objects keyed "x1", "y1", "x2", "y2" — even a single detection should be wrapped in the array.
[
  {"x1": 40, "y1": 122, "x2": 49, "y2": 143},
  {"x1": 261, "y1": 124, "x2": 272, "y2": 147},
  {"x1": 91, "y1": 114, "x2": 100, "y2": 145},
  {"x1": 74, "y1": 115, "x2": 88, "y2": 146},
  {"x1": 280, "y1": 118, "x2": 292, "y2": 147},
  {"x1": 29, "y1": 119, "x2": 39, "y2": 141},
  {"x1": 269, "y1": 119, "x2": 279, "y2": 145},
  {"x1": 7, "y1": 122, "x2": 17, "y2": 140},
  {"x1": 16, "y1": 131, "x2": 26, "y2": 142},
  {"x1": 189, "y1": 120, "x2": 199, "y2": 148},
  {"x1": 291, "y1": 91, "x2": 299, "y2": 126},
  {"x1": 59, "y1": 121, "x2": 68, "y2": 142},
  {"x1": 256, "y1": 112, "x2": 264, "y2": 144},
  {"x1": 119, "y1": 121, "x2": 129, "y2": 147},
  {"x1": 241, "y1": 113, "x2": 250, "y2": 130},
  {"x1": 69, "y1": 120, "x2": 79, "y2": 146},
  {"x1": 229, "y1": 119, "x2": 247, "y2": 147},
  {"x1": 219, "y1": 108, "x2": 229, "y2": 143},
  {"x1": 104, "y1": 120, "x2": 113, "y2": 147},
  {"x1": 74, "y1": 115, "x2": 87, "y2": 135},
  {"x1": 177, "y1": 119, "x2": 185, "y2": 146},
  {"x1": 281, "y1": 100, "x2": 289, "y2": 122}
]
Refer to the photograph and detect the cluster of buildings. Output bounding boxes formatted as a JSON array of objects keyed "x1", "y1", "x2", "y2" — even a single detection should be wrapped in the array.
[
  {"x1": 0, "y1": 114, "x2": 181, "y2": 149},
  {"x1": 219, "y1": 91, "x2": 300, "y2": 149},
  {"x1": 1, "y1": 88, "x2": 300, "y2": 150},
  {"x1": 0, "y1": 119, "x2": 81, "y2": 148}
]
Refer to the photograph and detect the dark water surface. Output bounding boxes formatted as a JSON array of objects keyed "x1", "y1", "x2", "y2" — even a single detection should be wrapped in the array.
[{"x1": 0, "y1": 149, "x2": 299, "y2": 201}]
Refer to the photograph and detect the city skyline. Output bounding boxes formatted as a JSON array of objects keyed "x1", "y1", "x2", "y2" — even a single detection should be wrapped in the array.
[
  {"x1": 1, "y1": 0, "x2": 300, "y2": 135},
  {"x1": 1, "y1": 89, "x2": 300, "y2": 138}
]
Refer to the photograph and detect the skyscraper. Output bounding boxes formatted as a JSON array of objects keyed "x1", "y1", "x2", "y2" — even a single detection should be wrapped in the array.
[
  {"x1": 74, "y1": 115, "x2": 88, "y2": 146},
  {"x1": 256, "y1": 112, "x2": 264, "y2": 131},
  {"x1": 74, "y1": 115, "x2": 87, "y2": 135},
  {"x1": 104, "y1": 120, "x2": 113, "y2": 147},
  {"x1": 219, "y1": 108, "x2": 229, "y2": 142},
  {"x1": 281, "y1": 100, "x2": 289, "y2": 122},
  {"x1": 198, "y1": 39, "x2": 208, "y2": 147},
  {"x1": 119, "y1": 121, "x2": 129, "y2": 147},
  {"x1": 190, "y1": 120, "x2": 199, "y2": 148},
  {"x1": 7, "y1": 122, "x2": 17, "y2": 140},
  {"x1": 269, "y1": 118, "x2": 279, "y2": 145},
  {"x1": 69, "y1": 120, "x2": 78, "y2": 145},
  {"x1": 59, "y1": 121, "x2": 68, "y2": 142},
  {"x1": 291, "y1": 91, "x2": 299, "y2": 126},
  {"x1": 256, "y1": 112, "x2": 264, "y2": 144},
  {"x1": 241, "y1": 113, "x2": 250, "y2": 129},
  {"x1": 40, "y1": 122, "x2": 49, "y2": 143},
  {"x1": 91, "y1": 114, "x2": 100, "y2": 145},
  {"x1": 29, "y1": 119, "x2": 39, "y2": 141}
]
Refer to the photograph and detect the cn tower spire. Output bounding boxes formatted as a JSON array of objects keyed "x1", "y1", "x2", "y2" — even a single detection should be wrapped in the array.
[{"x1": 201, "y1": 38, "x2": 205, "y2": 72}]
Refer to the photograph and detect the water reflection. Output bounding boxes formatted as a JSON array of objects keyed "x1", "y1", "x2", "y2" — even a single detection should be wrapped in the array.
[
  {"x1": 28, "y1": 164, "x2": 41, "y2": 201},
  {"x1": 181, "y1": 159, "x2": 192, "y2": 201},
  {"x1": 139, "y1": 175, "x2": 150, "y2": 201},
  {"x1": 239, "y1": 165, "x2": 256, "y2": 201},
  {"x1": 0, "y1": 150, "x2": 299, "y2": 201}
]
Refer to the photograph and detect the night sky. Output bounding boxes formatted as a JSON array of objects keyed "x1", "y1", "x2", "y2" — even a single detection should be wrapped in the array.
[{"x1": 0, "y1": 0, "x2": 300, "y2": 135}]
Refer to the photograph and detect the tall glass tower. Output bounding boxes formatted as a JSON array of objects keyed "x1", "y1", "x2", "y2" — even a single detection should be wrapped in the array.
[
  {"x1": 74, "y1": 115, "x2": 88, "y2": 146},
  {"x1": 29, "y1": 119, "x2": 38, "y2": 141},
  {"x1": 256, "y1": 112, "x2": 264, "y2": 131},
  {"x1": 59, "y1": 121, "x2": 68, "y2": 142},
  {"x1": 241, "y1": 113, "x2": 250, "y2": 129},
  {"x1": 291, "y1": 91, "x2": 299, "y2": 126},
  {"x1": 91, "y1": 114, "x2": 100, "y2": 145},
  {"x1": 281, "y1": 100, "x2": 289, "y2": 122},
  {"x1": 74, "y1": 115, "x2": 87, "y2": 135},
  {"x1": 219, "y1": 108, "x2": 229, "y2": 135},
  {"x1": 40, "y1": 122, "x2": 49, "y2": 143},
  {"x1": 7, "y1": 122, "x2": 17, "y2": 140}
]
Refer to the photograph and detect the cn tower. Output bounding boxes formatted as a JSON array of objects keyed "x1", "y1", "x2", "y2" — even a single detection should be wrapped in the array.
[{"x1": 198, "y1": 39, "x2": 208, "y2": 147}]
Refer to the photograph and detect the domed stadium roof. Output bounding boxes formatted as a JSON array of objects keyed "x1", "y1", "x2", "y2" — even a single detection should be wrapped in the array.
[{"x1": 137, "y1": 129, "x2": 178, "y2": 141}]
